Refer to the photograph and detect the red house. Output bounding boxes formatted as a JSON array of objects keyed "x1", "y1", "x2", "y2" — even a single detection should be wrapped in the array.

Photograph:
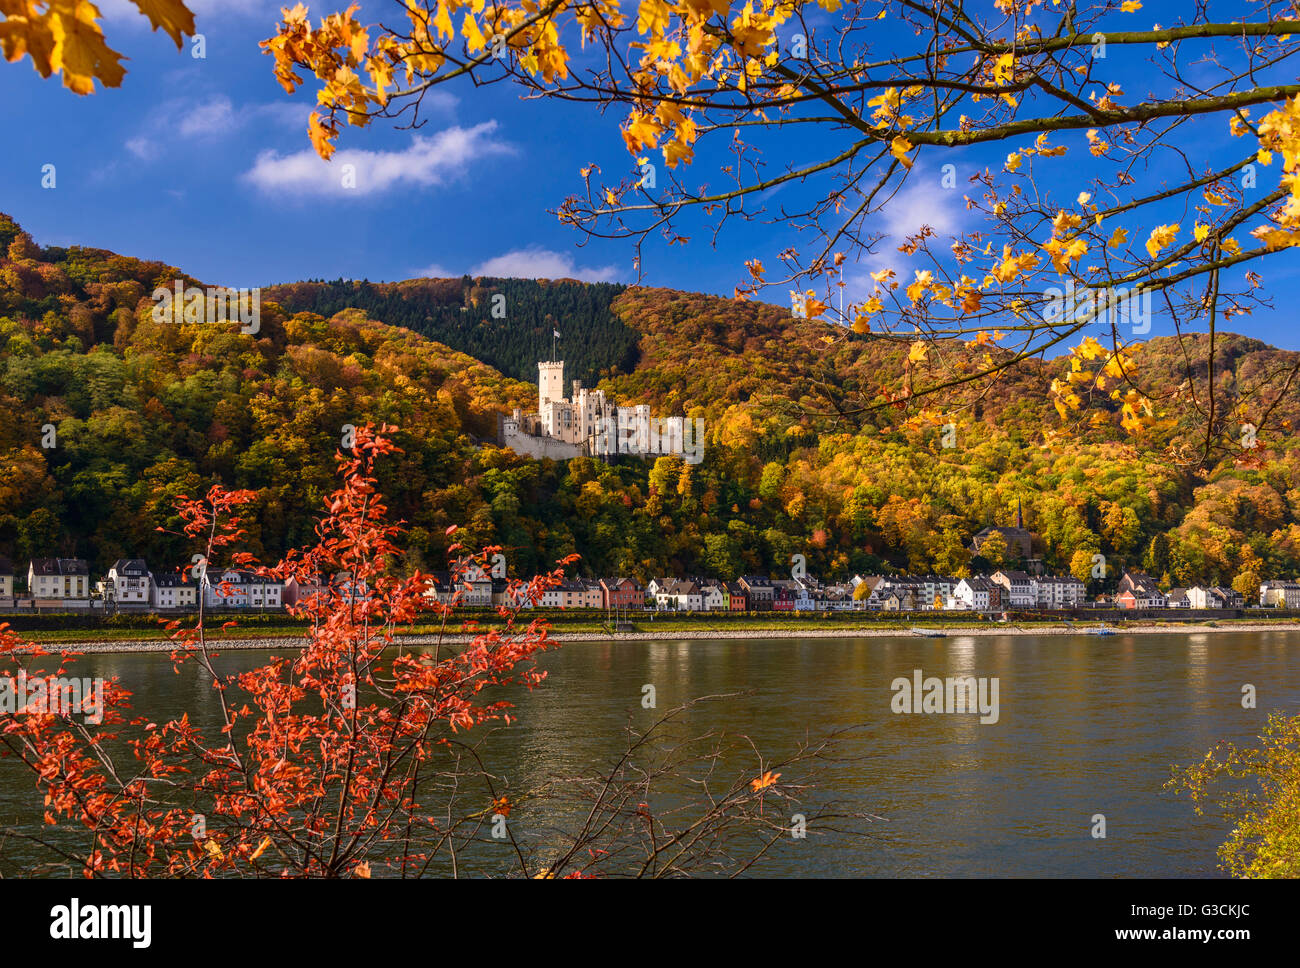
[
  {"x1": 725, "y1": 581, "x2": 747, "y2": 611},
  {"x1": 600, "y1": 577, "x2": 644, "y2": 610}
]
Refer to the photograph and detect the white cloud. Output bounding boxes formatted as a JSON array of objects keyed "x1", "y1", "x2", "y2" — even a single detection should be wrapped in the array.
[
  {"x1": 412, "y1": 247, "x2": 622, "y2": 283},
  {"x1": 125, "y1": 136, "x2": 158, "y2": 160},
  {"x1": 242, "y1": 123, "x2": 510, "y2": 196},
  {"x1": 877, "y1": 175, "x2": 965, "y2": 239},
  {"x1": 414, "y1": 263, "x2": 457, "y2": 278},
  {"x1": 177, "y1": 95, "x2": 235, "y2": 137},
  {"x1": 470, "y1": 248, "x2": 620, "y2": 282}
]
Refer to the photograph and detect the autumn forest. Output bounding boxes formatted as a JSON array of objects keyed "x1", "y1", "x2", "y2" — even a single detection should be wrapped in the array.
[{"x1": 1, "y1": 211, "x2": 1298, "y2": 597}]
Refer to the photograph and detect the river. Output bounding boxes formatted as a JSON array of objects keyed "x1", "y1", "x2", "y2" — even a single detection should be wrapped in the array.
[{"x1": 3, "y1": 630, "x2": 1296, "y2": 877}]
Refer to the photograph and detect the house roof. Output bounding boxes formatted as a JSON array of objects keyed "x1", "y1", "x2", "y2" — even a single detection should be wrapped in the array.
[
  {"x1": 30, "y1": 558, "x2": 89, "y2": 576},
  {"x1": 111, "y1": 558, "x2": 150, "y2": 576},
  {"x1": 0, "y1": 555, "x2": 12, "y2": 575}
]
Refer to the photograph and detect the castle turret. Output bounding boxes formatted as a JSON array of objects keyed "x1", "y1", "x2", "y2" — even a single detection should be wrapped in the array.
[{"x1": 538, "y1": 360, "x2": 565, "y2": 435}]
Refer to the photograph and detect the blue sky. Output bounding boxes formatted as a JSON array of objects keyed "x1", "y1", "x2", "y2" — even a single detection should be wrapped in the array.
[{"x1": 2, "y1": 0, "x2": 1298, "y2": 349}]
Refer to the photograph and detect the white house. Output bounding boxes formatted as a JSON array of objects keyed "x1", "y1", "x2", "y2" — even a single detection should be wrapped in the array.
[
  {"x1": 102, "y1": 558, "x2": 152, "y2": 605},
  {"x1": 151, "y1": 572, "x2": 198, "y2": 610},
  {"x1": 203, "y1": 569, "x2": 283, "y2": 610},
  {"x1": 662, "y1": 579, "x2": 703, "y2": 611},
  {"x1": 698, "y1": 579, "x2": 727, "y2": 611},
  {"x1": 1031, "y1": 575, "x2": 1086, "y2": 608},
  {"x1": 28, "y1": 558, "x2": 91, "y2": 602},
  {"x1": 1260, "y1": 580, "x2": 1300, "y2": 607},
  {"x1": 1187, "y1": 586, "x2": 1244, "y2": 610},
  {"x1": 952, "y1": 577, "x2": 994, "y2": 611},
  {"x1": 0, "y1": 556, "x2": 13, "y2": 607}
]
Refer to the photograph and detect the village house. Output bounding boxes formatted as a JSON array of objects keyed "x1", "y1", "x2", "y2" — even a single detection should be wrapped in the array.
[
  {"x1": 283, "y1": 573, "x2": 326, "y2": 607},
  {"x1": 822, "y1": 583, "x2": 859, "y2": 610},
  {"x1": 28, "y1": 558, "x2": 91, "y2": 603},
  {"x1": 990, "y1": 569, "x2": 1035, "y2": 608},
  {"x1": 1187, "y1": 586, "x2": 1244, "y2": 610},
  {"x1": 1165, "y1": 588, "x2": 1191, "y2": 609},
  {"x1": 330, "y1": 571, "x2": 373, "y2": 605},
  {"x1": 151, "y1": 572, "x2": 198, "y2": 610},
  {"x1": 0, "y1": 556, "x2": 13, "y2": 607},
  {"x1": 771, "y1": 580, "x2": 796, "y2": 611},
  {"x1": 738, "y1": 576, "x2": 775, "y2": 611},
  {"x1": 101, "y1": 559, "x2": 152, "y2": 606},
  {"x1": 919, "y1": 576, "x2": 959, "y2": 610},
  {"x1": 951, "y1": 577, "x2": 999, "y2": 611},
  {"x1": 1259, "y1": 580, "x2": 1300, "y2": 607},
  {"x1": 785, "y1": 579, "x2": 817, "y2": 611},
  {"x1": 425, "y1": 566, "x2": 492, "y2": 607},
  {"x1": 578, "y1": 579, "x2": 604, "y2": 608},
  {"x1": 203, "y1": 569, "x2": 283, "y2": 610},
  {"x1": 600, "y1": 577, "x2": 644, "y2": 610},
  {"x1": 698, "y1": 578, "x2": 728, "y2": 611},
  {"x1": 1032, "y1": 575, "x2": 1086, "y2": 608},
  {"x1": 539, "y1": 579, "x2": 589, "y2": 609},
  {"x1": 664, "y1": 579, "x2": 703, "y2": 611},
  {"x1": 1116, "y1": 571, "x2": 1166, "y2": 609},
  {"x1": 724, "y1": 580, "x2": 747, "y2": 611}
]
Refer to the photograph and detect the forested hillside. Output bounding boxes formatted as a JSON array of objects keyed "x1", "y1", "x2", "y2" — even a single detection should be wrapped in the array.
[
  {"x1": 264, "y1": 276, "x2": 637, "y2": 389},
  {"x1": 3, "y1": 212, "x2": 1300, "y2": 594}
]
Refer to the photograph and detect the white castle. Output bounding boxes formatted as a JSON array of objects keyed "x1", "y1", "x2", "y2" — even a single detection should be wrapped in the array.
[{"x1": 501, "y1": 359, "x2": 704, "y2": 463}]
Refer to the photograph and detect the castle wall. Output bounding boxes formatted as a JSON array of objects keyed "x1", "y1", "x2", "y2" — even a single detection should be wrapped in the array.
[{"x1": 502, "y1": 424, "x2": 586, "y2": 460}]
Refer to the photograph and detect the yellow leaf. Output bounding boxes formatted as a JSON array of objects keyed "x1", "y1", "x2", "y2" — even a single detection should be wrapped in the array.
[
  {"x1": 1076, "y1": 336, "x2": 1106, "y2": 360},
  {"x1": 308, "y1": 111, "x2": 336, "y2": 160},
  {"x1": 1145, "y1": 223, "x2": 1180, "y2": 259},
  {"x1": 49, "y1": 2, "x2": 127, "y2": 94},
  {"x1": 132, "y1": 0, "x2": 197, "y2": 49},
  {"x1": 461, "y1": 12, "x2": 486, "y2": 53},
  {"x1": 433, "y1": 2, "x2": 454, "y2": 42},
  {"x1": 249, "y1": 836, "x2": 273, "y2": 861},
  {"x1": 890, "y1": 135, "x2": 915, "y2": 169},
  {"x1": 908, "y1": 340, "x2": 929, "y2": 364},
  {"x1": 751, "y1": 770, "x2": 781, "y2": 792}
]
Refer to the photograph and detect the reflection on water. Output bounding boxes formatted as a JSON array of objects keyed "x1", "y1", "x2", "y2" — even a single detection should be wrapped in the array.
[{"x1": 3, "y1": 631, "x2": 1297, "y2": 877}]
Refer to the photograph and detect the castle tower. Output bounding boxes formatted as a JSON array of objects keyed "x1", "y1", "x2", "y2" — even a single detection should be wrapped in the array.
[{"x1": 538, "y1": 360, "x2": 565, "y2": 435}]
